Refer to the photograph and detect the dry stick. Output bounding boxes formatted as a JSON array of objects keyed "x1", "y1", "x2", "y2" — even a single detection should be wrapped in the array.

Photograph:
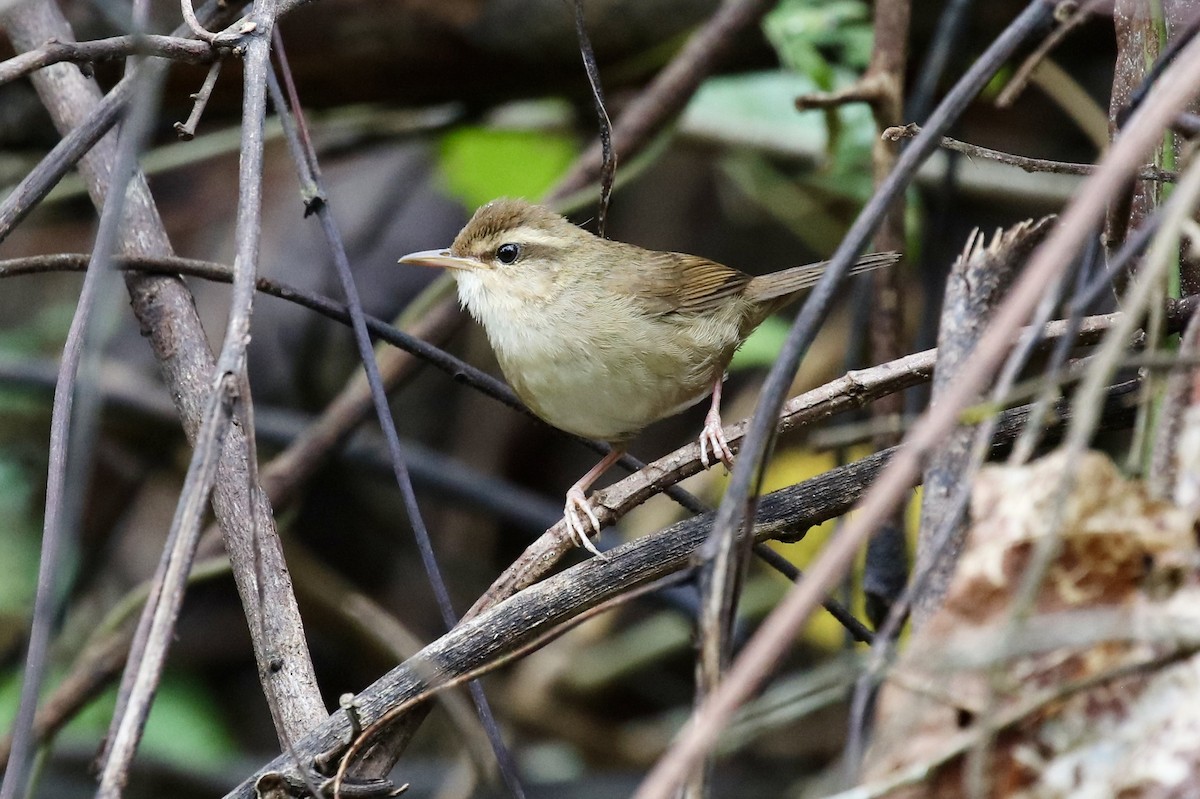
[
  {"x1": 913, "y1": 218, "x2": 1053, "y2": 627},
  {"x1": 173, "y1": 57, "x2": 223, "y2": 140},
  {"x1": 883, "y1": 122, "x2": 1178, "y2": 181},
  {"x1": 631, "y1": 16, "x2": 1200, "y2": 799},
  {"x1": 0, "y1": 33, "x2": 215, "y2": 85},
  {"x1": 221, "y1": 388, "x2": 1135, "y2": 799},
  {"x1": 96, "y1": 3, "x2": 286, "y2": 794},
  {"x1": 265, "y1": 45, "x2": 525, "y2": 796},
  {"x1": 1, "y1": 0, "x2": 325, "y2": 756},
  {"x1": 180, "y1": 0, "x2": 220, "y2": 41},
  {"x1": 0, "y1": 43, "x2": 164, "y2": 799}
]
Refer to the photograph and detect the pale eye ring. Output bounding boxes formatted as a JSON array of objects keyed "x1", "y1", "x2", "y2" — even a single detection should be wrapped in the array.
[{"x1": 496, "y1": 243, "x2": 521, "y2": 264}]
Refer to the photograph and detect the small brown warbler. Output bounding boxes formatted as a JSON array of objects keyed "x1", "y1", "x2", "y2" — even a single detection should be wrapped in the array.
[{"x1": 400, "y1": 198, "x2": 898, "y2": 556}]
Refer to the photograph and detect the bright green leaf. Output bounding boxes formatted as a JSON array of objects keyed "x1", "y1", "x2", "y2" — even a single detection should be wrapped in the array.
[{"x1": 437, "y1": 126, "x2": 578, "y2": 209}]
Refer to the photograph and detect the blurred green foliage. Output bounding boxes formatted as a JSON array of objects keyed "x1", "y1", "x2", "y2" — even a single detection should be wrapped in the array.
[
  {"x1": 436, "y1": 126, "x2": 578, "y2": 210},
  {"x1": 0, "y1": 668, "x2": 238, "y2": 769},
  {"x1": 0, "y1": 454, "x2": 39, "y2": 614},
  {"x1": 763, "y1": 0, "x2": 874, "y2": 89}
]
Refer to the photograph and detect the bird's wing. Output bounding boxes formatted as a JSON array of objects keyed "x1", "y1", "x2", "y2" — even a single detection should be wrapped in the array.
[{"x1": 619, "y1": 250, "x2": 752, "y2": 316}]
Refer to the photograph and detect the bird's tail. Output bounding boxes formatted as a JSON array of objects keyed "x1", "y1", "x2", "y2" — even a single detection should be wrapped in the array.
[{"x1": 745, "y1": 251, "x2": 901, "y2": 308}]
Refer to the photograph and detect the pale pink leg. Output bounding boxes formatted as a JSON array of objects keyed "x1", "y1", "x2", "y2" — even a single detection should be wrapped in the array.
[
  {"x1": 563, "y1": 446, "x2": 625, "y2": 558},
  {"x1": 699, "y1": 379, "x2": 735, "y2": 469}
]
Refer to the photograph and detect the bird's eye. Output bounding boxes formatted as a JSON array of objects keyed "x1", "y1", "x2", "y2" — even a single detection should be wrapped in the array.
[{"x1": 496, "y1": 243, "x2": 521, "y2": 264}]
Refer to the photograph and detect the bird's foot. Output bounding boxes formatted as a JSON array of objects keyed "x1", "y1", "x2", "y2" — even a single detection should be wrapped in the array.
[
  {"x1": 564, "y1": 487, "x2": 607, "y2": 559},
  {"x1": 699, "y1": 409, "x2": 735, "y2": 470}
]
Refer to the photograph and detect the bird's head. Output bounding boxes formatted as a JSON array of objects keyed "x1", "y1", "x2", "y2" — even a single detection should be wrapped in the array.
[{"x1": 398, "y1": 198, "x2": 588, "y2": 283}]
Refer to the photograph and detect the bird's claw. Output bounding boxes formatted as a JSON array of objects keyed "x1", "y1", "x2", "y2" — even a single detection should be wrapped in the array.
[
  {"x1": 564, "y1": 488, "x2": 608, "y2": 559},
  {"x1": 699, "y1": 413, "x2": 735, "y2": 470}
]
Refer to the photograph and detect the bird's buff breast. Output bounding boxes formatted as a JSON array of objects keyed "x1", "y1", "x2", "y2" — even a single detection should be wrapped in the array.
[{"x1": 456, "y1": 272, "x2": 742, "y2": 442}]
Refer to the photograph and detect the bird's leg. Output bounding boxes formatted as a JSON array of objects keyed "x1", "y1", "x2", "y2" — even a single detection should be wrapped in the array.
[
  {"x1": 699, "y1": 378, "x2": 736, "y2": 469},
  {"x1": 564, "y1": 446, "x2": 625, "y2": 558}
]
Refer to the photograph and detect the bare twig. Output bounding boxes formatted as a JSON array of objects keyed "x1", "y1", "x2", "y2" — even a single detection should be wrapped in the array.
[
  {"x1": 0, "y1": 33, "x2": 215, "y2": 85},
  {"x1": 173, "y1": 57, "x2": 223, "y2": 139},
  {"x1": 883, "y1": 123, "x2": 1178, "y2": 181},
  {"x1": 572, "y1": 0, "x2": 615, "y2": 237}
]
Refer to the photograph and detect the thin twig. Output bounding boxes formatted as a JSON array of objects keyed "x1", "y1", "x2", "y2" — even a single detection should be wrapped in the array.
[
  {"x1": 173, "y1": 57, "x2": 223, "y2": 140},
  {"x1": 572, "y1": 0, "x2": 615, "y2": 237},
  {"x1": 883, "y1": 123, "x2": 1178, "y2": 181},
  {"x1": 0, "y1": 33, "x2": 215, "y2": 85}
]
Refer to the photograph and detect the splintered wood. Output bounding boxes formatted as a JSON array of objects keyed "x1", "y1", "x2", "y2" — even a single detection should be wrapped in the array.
[{"x1": 865, "y1": 450, "x2": 1200, "y2": 799}]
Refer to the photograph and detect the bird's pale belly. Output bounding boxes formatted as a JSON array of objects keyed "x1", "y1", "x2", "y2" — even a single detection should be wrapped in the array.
[{"x1": 495, "y1": 323, "x2": 738, "y2": 442}]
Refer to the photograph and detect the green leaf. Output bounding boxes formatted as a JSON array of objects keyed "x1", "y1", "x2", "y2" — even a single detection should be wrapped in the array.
[{"x1": 436, "y1": 126, "x2": 578, "y2": 209}]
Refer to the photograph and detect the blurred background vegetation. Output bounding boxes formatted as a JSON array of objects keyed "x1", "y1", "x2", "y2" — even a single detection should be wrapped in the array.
[{"x1": 0, "y1": 0, "x2": 1122, "y2": 795}]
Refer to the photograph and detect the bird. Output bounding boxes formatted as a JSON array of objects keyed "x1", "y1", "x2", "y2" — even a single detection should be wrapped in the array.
[{"x1": 399, "y1": 198, "x2": 898, "y2": 556}]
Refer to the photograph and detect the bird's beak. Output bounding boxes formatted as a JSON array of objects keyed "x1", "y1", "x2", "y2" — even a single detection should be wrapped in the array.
[{"x1": 397, "y1": 249, "x2": 484, "y2": 271}]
